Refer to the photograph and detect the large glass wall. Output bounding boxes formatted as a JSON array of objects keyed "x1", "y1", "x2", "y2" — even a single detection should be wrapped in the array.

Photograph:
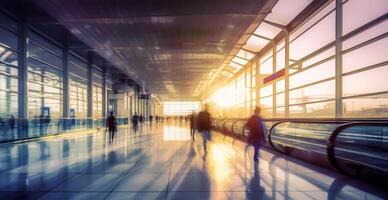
[
  {"x1": 0, "y1": 13, "x2": 18, "y2": 119},
  {"x1": 163, "y1": 102, "x2": 200, "y2": 116},
  {"x1": 341, "y1": 0, "x2": 388, "y2": 118},
  {"x1": 206, "y1": 0, "x2": 388, "y2": 119},
  {"x1": 69, "y1": 54, "x2": 88, "y2": 118},
  {"x1": 92, "y1": 68, "x2": 103, "y2": 117},
  {"x1": 27, "y1": 31, "x2": 64, "y2": 119}
]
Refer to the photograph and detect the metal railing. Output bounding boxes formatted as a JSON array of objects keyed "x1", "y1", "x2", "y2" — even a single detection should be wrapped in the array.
[
  {"x1": 211, "y1": 118, "x2": 388, "y2": 177},
  {"x1": 0, "y1": 117, "x2": 130, "y2": 143}
]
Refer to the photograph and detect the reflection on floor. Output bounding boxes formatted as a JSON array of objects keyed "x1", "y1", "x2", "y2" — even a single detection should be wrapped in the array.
[{"x1": 0, "y1": 121, "x2": 386, "y2": 200}]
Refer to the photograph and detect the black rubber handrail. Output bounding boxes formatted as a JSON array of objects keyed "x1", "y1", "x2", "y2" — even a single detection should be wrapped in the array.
[
  {"x1": 267, "y1": 121, "x2": 289, "y2": 154},
  {"x1": 327, "y1": 122, "x2": 388, "y2": 176},
  {"x1": 212, "y1": 118, "x2": 388, "y2": 177}
]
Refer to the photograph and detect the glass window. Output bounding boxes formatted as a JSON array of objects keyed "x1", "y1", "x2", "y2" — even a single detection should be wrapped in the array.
[
  {"x1": 289, "y1": 80, "x2": 335, "y2": 105},
  {"x1": 265, "y1": 0, "x2": 313, "y2": 25},
  {"x1": 27, "y1": 31, "x2": 64, "y2": 119},
  {"x1": 343, "y1": 94, "x2": 388, "y2": 118},
  {"x1": 289, "y1": 11, "x2": 335, "y2": 61},
  {"x1": 276, "y1": 48, "x2": 285, "y2": 71},
  {"x1": 27, "y1": 42, "x2": 63, "y2": 70},
  {"x1": 243, "y1": 35, "x2": 269, "y2": 52},
  {"x1": 260, "y1": 96, "x2": 273, "y2": 109},
  {"x1": 70, "y1": 74, "x2": 88, "y2": 118},
  {"x1": 290, "y1": 1, "x2": 335, "y2": 41},
  {"x1": 289, "y1": 101, "x2": 335, "y2": 118},
  {"x1": 0, "y1": 12, "x2": 17, "y2": 33},
  {"x1": 276, "y1": 107, "x2": 285, "y2": 118},
  {"x1": 236, "y1": 49, "x2": 255, "y2": 60},
  {"x1": 302, "y1": 47, "x2": 335, "y2": 68},
  {"x1": 232, "y1": 56, "x2": 248, "y2": 66},
  {"x1": 93, "y1": 84, "x2": 103, "y2": 117},
  {"x1": 163, "y1": 102, "x2": 200, "y2": 116},
  {"x1": 290, "y1": 59, "x2": 335, "y2": 89},
  {"x1": 254, "y1": 22, "x2": 282, "y2": 39},
  {"x1": 0, "y1": 27, "x2": 18, "y2": 50},
  {"x1": 0, "y1": 18, "x2": 18, "y2": 118},
  {"x1": 343, "y1": 65, "x2": 388, "y2": 97},
  {"x1": 260, "y1": 84, "x2": 273, "y2": 97},
  {"x1": 28, "y1": 31, "x2": 63, "y2": 57},
  {"x1": 276, "y1": 92, "x2": 285, "y2": 107},
  {"x1": 69, "y1": 54, "x2": 88, "y2": 78},
  {"x1": 276, "y1": 79, "x2": 285, "y2": 93},
  {"x1": 343, "y1": 37, "x2": 388, "y2": 73},
  {"x1": 0, "y1": 46, "x2": 18, "y2": 66},
  {"x1": 343, "y1": 20, "x2": 388, "y2": 50},
  {"x1": 260, "y1": 57, "x2": 273, "y2": 74},
  {"x1": 343, "y1": 0, "x2": 387, "y2": 35}
]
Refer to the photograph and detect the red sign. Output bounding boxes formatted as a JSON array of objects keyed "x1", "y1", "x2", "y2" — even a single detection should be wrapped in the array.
[{"x1": 263, "y1": 68, "x2": 285, "y2": 84}]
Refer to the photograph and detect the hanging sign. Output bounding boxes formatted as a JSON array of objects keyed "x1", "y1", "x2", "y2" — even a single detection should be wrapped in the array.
[{"x1": 263, "y1": 68, "x2": 285, "y2": 84}]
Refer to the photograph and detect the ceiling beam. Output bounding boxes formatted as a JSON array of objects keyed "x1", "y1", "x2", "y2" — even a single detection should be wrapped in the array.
[{"x1": 29, "y1": 13, "x2": 258, "y2": 24}]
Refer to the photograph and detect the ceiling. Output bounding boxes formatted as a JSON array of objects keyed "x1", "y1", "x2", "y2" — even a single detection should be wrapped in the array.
[{"x1": 1, "y1": 0, "x2": 278, "y2": 100}]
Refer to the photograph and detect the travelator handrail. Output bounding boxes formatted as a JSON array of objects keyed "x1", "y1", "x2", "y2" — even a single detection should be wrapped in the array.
[
  {"x1": 267, "y1": 120, "x2": 347, "y2": 154},
  {"x1": 212, "y1": 118, "x2": 388, "y2": 177},
  {"x1": 327, "y1": 122, "x2": 388, "y2": 176}
]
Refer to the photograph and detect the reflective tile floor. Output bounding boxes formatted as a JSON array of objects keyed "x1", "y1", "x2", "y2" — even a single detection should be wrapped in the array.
[{"x1": 0, "y1": 121, "x2": 386, "y2": 200}]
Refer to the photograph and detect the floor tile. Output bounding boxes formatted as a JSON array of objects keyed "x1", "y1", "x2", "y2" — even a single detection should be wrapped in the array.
[
  {"x1": 38, "y1": 192, "x2": 109, "y2": 200},
  {"x1": 105, "y1": 192, "x2": 167, "y2": 200},
  {"x1": 114, "y1": 173, "x2": 169, "y2": 192},
  {"x1": 53, "y1": 174, "x2": 124, "y2": 191}
]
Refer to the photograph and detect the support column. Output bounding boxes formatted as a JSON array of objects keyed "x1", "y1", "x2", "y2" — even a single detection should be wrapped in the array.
[
  {"x1": 63, "y1": 46, "x2": 70, "y2": 130},
  {"x1": 18, "y1": 22, "x2": 28, "y2": 134},
  {"x1": 256, "y1": 60, "x2": 260, "y2": 107},
  {"x1": 249, "y1": 64, "x2": 253, "y2": 113},
  {"x1": 284, "y1": 32, "x2": 290, "y2": 118},
  {"x1": 272, "y1": 43, "x2": 277, "y2": 118},
  {"x1": 87, "y1": 56, "x2": 93, "y2": 123},
  {"x1": 63, "y1": 47, "x2": 70, "y2": 119},
  {"x1": 102, "y1": 69, "x2": 107, "y2": 117},
  {"x1": 335, "y1": 0, "x2": 343, "y2": 118}
]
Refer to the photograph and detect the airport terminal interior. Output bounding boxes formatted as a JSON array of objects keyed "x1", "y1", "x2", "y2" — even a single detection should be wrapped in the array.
[{"x1": 0, "y1": 0, "x2": 387, "y2": 199}]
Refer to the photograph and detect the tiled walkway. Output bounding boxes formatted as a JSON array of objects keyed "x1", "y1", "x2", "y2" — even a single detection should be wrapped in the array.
[{"x1": 0, "y1": 121, "x2": 386, "y2": 200}]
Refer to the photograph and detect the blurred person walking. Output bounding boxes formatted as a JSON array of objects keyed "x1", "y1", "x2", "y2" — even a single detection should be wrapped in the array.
[
  {"x1": 245, "y1": 107, "x2": 266, "y2": 161},
  {"x1": 106, "y1": 111, "x2": 117, "y2": 142},
  {"x1": 189, "y1": 112, "x2": 196, "y2": 141},
  {"x1": 132, "y1": 113, "x2": 139, "y2": 133},
  {"x1": 197, "y1": 105, "x2": 211, "y2": 156}
]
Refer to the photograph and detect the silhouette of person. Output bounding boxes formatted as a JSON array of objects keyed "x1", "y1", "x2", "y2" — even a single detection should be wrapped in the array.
[
  {"x1": 245, "y1": 107, "x2": 266, "y2": 161},
  {"x1": 189, "y1": 112, "x2": 196, "y2": 141},
  {"x1": 9, "y1": 115, "x2": 15, "y2": 129},
  {"x1": 132, "y1": 113, "x2": 139, "y2": 133},
  {"x1": 197, "y1": 105, "x2": 211, "y2": 156},
  {"x1": 139, "y1": 115, "x2": 144, "y2": 124},
  {"x1": 106, "y1": 111, "x2": 117, "y2": 142}
]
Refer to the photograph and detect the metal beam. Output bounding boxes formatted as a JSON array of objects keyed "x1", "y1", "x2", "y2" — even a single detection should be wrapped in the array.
[
  {"x1": 284, "y1": 31, "x2": 290, "y2": 118},
  {"x1": 63, "y1": 46, "x2": 70, "y2": 119},
  {"x1": 335, "y1": 0, "x2": 343, "y2": 118},
  {"x1": 102, "y1": 67, "x2": 107, "y2": 117},
  {"x1": 241, "y1": 47, "x2": 259, "y2": 55},
  {"x1": 263, "y1": 20, "x2": 287, "y2": 30},
  {"x1": 252, "y1": 33, "x2": 273, "y2": 41},
  {"x1": 87, "y1": 54, "x2": 94, "y2": 119},
  {"x1": 235, "y1": 55, "x2": 251, "y2": 61},
  {"x1": 231, "y1": 61, "x2": 245, "y2": 66}
]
